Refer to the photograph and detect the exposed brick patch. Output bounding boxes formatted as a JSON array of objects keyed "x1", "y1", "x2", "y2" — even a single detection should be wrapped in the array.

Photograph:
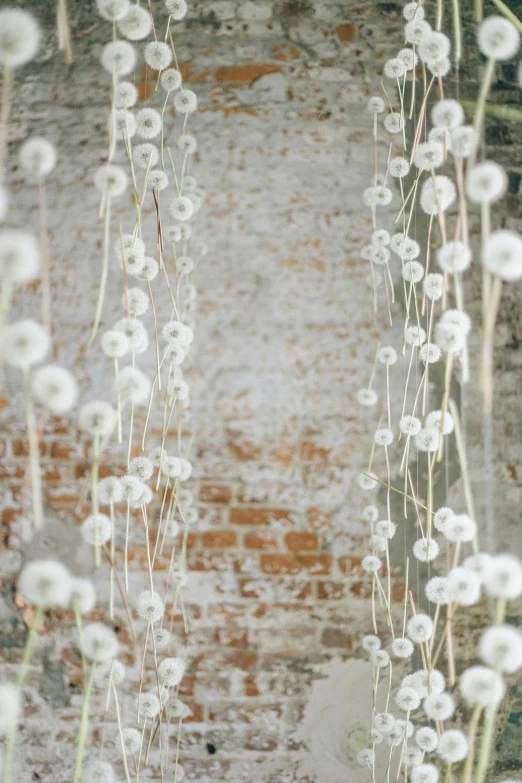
[
  {"x1": 244, "y1": 531, "x2": 279, "y2": 549},
  {"x1": 260, "y1": 553, "x2": 331, "y2": 575},
  {"x1": 335, "y1": 23, "x2": 357, "y2": 41},
  {"x1": 199, "y1": 484, "x2": 232, "y2": 504},
  {"x1": 321, "y1": 627, "x2": 353, "y2": 649},
  {"x1": 201, "y1": 530, "x2": 237, "y2": 548},
  {"x1": 284, "y1": 532, "x2": 318, "y2": 551},
  {"x1": 230, "y1": 508, "x2": 289, "y2": 526},
  {"x1": 214, "y1": 64, "x2": 282, "y2": 84}
]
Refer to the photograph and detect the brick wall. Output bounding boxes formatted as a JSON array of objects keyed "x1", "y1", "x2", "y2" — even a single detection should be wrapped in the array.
[{"x1": 2, "y1": 0, "x2": 522, "y2": 782}]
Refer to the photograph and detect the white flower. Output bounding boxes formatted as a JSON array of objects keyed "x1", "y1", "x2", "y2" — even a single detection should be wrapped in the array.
[
  {"x1": 0, "y1": 230, "x2": 39, "y2": 284},
  {"x1": 94, "y1": 165, "x2": 128, "y2": 197},
  {"x1": 423, "y1": 273, "x2": 444, "y2": 301},
  {"x1": 96, "y1": 0, "x2": 130, "y2": 21},
  {"x1": 114, "y1": 80, "x2": 138, "y2": 108},
  {"x1": 451, "y1": 126, "x2": 479, "y2": 158},
  {"x1": 113, "y1": 109, "x2": 136, "y2": 140},
  {"x1": 415, "y1": 427, "x2": 440, "y2": 453},
  {"x1": 137, "y1": 590, "x2": 164, "y2": 623},
  {"x1": 144, "y1": 41, "x2": 172, "y2": 71},
  {"x1": 19, "y1": 137, "x2": 56, "y2": 179},
  {"x1": 0, "y1": 684, "x2": 21, "y2": 736},
  {"x1": 431, "y1": 98, "x2": 464, "y2": 129},
  {"x1": 433, "y1": 506, "x2": 455, "y2": 533},
  {"x1": 378, "y1": 345, "x2": 397, "y2": 365},
  {"x1": 114, "y1": 317, "x2": 148, "y2": 353},
  {"x1": 101, "y1": 40, "x2": 136, "y2": 75},
  {"x1": 176, "y1": 255, "x2": 194, "y2": 274},
  {"x1": 405, "y1": 19, "x2": 431, "y2": 45},
  {"x1": 478, "y1": 16, "x2": 520, "y2": 60},
  {"x1": 32, "y1": 365, "x2": 78, "y2": 414},
  {"x1": 410, "y1": 669, "x2": 445, "y2": 697},
  {"x1": 94, "y1": 660, "x2": 125, "y2": 688},
  {"x1": 396, "y1": 686, "x2": 421, "y2": 711},
  {"x1": 120, "y1": 474, "x2": 143, "y2": 503},
  {"x1": 129, "y1": 456, "x2": 153, "y2": 482},
  {"x1": 161, "y1": 68, "x2": 183, "y2": 91},
  {"x1": 170, "y1": 196, "x2": 195, "y2": 222},
  {"x1": 426, "y1": 576, "x2": 450, "y2": 605},
  {"x1": 78, "y1": 401, "x2": 116, "y2": 437},
  {"x1": 159, "y1": 656, "x2": 185, "y2": 686},
  {"x1": 482, "y1": 230, "x2": 522, "y2": 281},
  {"x1": 420, "y1": 175, "x2": 456, "y2": 215},
  {"x1": 362, "y1": 634, "x2": 381, "y2": 653},
  {"x1": 419, "y1": 343, "x2": 441, "y2": 364},
  {"x1": 374, "y1": 428, "x2": 393, "y2": 446},
  {"x1": 391, "y1": 233, "x2": 419, "y2": 260},
  {"x1": 384, "y1": 112, "x2": 404, "y2": 134},
  {"x1": 178, "y1": 134, "x2": 197, "y2": 154},
  {"x1": 413, "y1": 537, "x2": 439, "y2": 562},
  {"x1": 3, "y1": 319, "x2": 48, "y2": 368},
  {"x1": 463, "y1": 552, "x2": 493, "y2": 581},
  {"x1": 81, "y1": 513, "x2": 112, "y2": 546},
  {"x1": 374, "y1": 712, "x2": 395, "y2": 734},
  {"x1": 483, "y1": 554, "x2": 522, "y2": 599},
  {"x1": 362, "y1": 505, "x2": 379, "y2": 523},
  {"x1": 407, "y1": 614, "x2": 433, "y2": 643},
  {"x1": 82, "y1": 759, "x2": 115, "y2": 783},
  {"x1": 426, "y1": 409, "x2": 454, "y2": 435},
  {"x1": 404, "y1": 2, "x2": 424, "y2": 20},
  {"x1": 117, "y1": 6, "x2": 152, "y2": 39},
  {"x1": 70, "y1": 578, "x2": 96, "y2": 614},
  {"x1": 392, "y1": 637, "x2": 414, "y2": 658},
  {"x1": 437, "y1": 241, "x2": 471, "y2": 274},
  {"x1": 372, "y1": 650, "x2": 390, "y2": 668},
  {"x1": 122, "y1": 727, "x2": 142, "y2": 754},
  {"x1": 137, "y1": 256, "x2": 159, "y2": 282},
  {"x1": 357, "y1": 388, "x2": 378, "y2": 406},
  {"x1": 155, "y1": 628, "x2": 170, "y2": 651},
  {"x1": 448, "y1": 567, "x2": 481, "y2": 606},
  {"x1": 367, "y1": 96, "x2": 385, "y2": 113},
  {"x1": 411, "y1": 764, "x2": 439, "y2": 783},
  {"x1": 369, "y1": 244, "x2": 390, "y2": 265},
  {"x1": 389, "y1": 156, "x2": 410, "y2": 178},
  {"x1": 416, "y1": 726, "x2": 438, "y2": 752},
  {"x1": 19, "y1": 560, "x2": 71, "y2": 607},
  {"x1": 425, "y1": 56, "x2": 451, "y2": 76},
  {"x1": 423, "y1": 692, "x2": 455, "y2": 720},
  {"x1": 479, "y1": 625, "x2": 522, "y2": 673},
  {"x1": 466, "y1": 161, "x2": 507, "y2": 204},
  {"x1": 139, "y1": 692, "x2": 161, "y2": 719},
  {"x1": 398, "y1": 47, "x2": 418, "y2": 70},
  {"x1": 116, "y1": 366, "x2": 151, "y2": 405},
  {"x1": 136, "y1": 108, "x2": 162, "y2": 139},
  {"x1": 402, "y1": 262, "x2": 424, "y2": 284},
  {"x1": 376, "y1": 520, "x2": 396, "y2": 539},
  {"x1": 162, "y1": 320, "x2": 193, "y2": 346},
  {"x1": 418, "y1": 31, "x2": 450, "y2": 62},
  {"x1": 459, "y1": 665, "x2": 505, "y2": 707},
  {"x1": 357, "y1": 748, "x2": 374, "y2": 766},
  {"x1": 399, "y1": 415, "x2": 421, "y2": 437},
  {"x1": 357, "y1": 471, "x2": 378, "y2": 490},
  {"x1": 438, "y1": 730, "x2": 468, "y2": 763},
  {"x1": 99, "y1": 476, "x2": 123, "y2": 505},
  {"x1": 174, "y1": 89, "x2": 198, "y2": 114},
  {"x1": 413, "y1": 141, "x2": 444, "y2": 170},
  {"x1": 0, "y1": 9, "x2": 40, "y2": 67},
  {"x1": 444, "y1": 514, "x2": 477, "y2": 543},
  {"x1": 125, "y1": 288, "x2": 149, "y2": 318},
  {"x1": 101, "y1": 330, "x2": 129, "y2": 359},
  {"x1": 133, "y1": 143, "x2": 159, "y2": 170},
  {"x1": 434, "y1": 320, "x2": 465, "y2": 354},
  {"x1": 384, "y1": 57, "x2": 406, "y2": 78},
  {"x1": 362, "y1": 555, "x2": 381, "y2": 574},
  {"x1": 165, "y1": 0, "x2": 188, "y2": 19},
  {"x1": 81, "y1": 623, "x2": 118, "y2": 663}
]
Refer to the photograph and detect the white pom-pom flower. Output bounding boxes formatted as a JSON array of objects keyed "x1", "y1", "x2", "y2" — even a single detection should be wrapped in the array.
[
  {"x1": 411, "y1": 764, "x2": 439, "y2": 783},
  {"x1": 413, "y1": 141, "x2": 444, "y2": 171},
  {"x1": 451, "y1": 126, "x2": 479, "y2": 158},
  {"x1": 399, "y1": 415, "x2": 421, "y2": 437},
  {"x1": 418, "y1": 31, "x2": 450, "y2": 63},
  {"x1": 415, "y1": 427, "x2": 440, "y2": 453},
  {"x1": 3, "y1": 319, "x2": 48, "y2": 368},
  {"x1": 0, "y1": 684, "x2": 21, "y2": 736},
  {"x1": 161, "y1": 67, "x2": 183, "y2": 91},
  {"x1": 357, "y1": 388, "x2": 378, "y2": 406},
  {"x1": 139, "y1": 692, "x2": 161, "y2": 719},
  {"x1": 362, "y1": 634, "x2": 381, "y2": 653},
  {"x1": 357, "y1": 748, "x2": 374, "y2": 767},
  {"x1": 413, "y1": 537, "x2": 439, "y2": 562},
  {"x1": 174, "y1": 89, "x2": 198, "y2": 114},
  {"x1": 467, "y1": 161, "x2": 507, "y2": 204},
  {"x1": 81, "y1": 623, "x2": 119, "y2": 663},
  {"x1": 372, "y1": 650, "x2": 390, "y2": 668},
  {"x1": 78, "y1": 401, "x2": 116, "y2": 437},
  {"x1": 117, "y1": 6, "x2": 152, "y2": 40},
  {"x1": 384, "y1": 112, "x2": 404, "y2": 134},
  {"x1": 437, "y1": 241, "x2": 471, "y2": 274},
  {"x1": 419, "y1": 343, "x2": 442, "y2": 364},
  {"x1": 101, "y1": 40, "x2": 136, "y2": 75},
  {"x1": 170, "y1": 196, "x2": 195, "y2": 222},
  {"x1": 96, "y1": 0, "x2": 130, "y2": 21},
  {"x1": 407, "y1": 614, "x2": 433, "y2": 643},
  {"x1": 438, "y1": 730, "x2": 468, "y2": 763},
  {"x1": 420, "y1": 175, "x2": 456, "y2": 215},
  {"x1": 114, "y1": 317, "x2": 148, "y2": 353},
  {"x1": 479, "y1": 625, "x2": 522, "y2": 673},
  {"x1": 116, "y1": 366, "x2": 151, "y2": 405},
  {"x1": 94, "y1": 165, "x2": 127, "y2": 197},
  {"x1": 81, "y1": 513, "x2": 112, "y2": 546},
  {"x1": 424, "y1": 692, "x2": 455, "y2": 720},
  {"x1": 367, "y1": 96, "x2": 385, "y2": 114},
  {"x1": 159, "y1": 656, "x2": 185, "y2": 686},
  {"x1": 122, "y1": 727, "x2": 142, "y2": 754},
  {"x1": 94, "y1": 659, "x2": 125, "y2": 688},
  {"x1": 426, "y1": 576, "x2": 450, "y2": 605},
  {"x1": 483, "y1": 554, "x2": 522, "y2": 600},
  {"x1": 459, "y1": 665, "x2": 506, "y2": 707},
  {"x1": 19, "y1": 559, "x2": 71, "y2": 608},
  {"x1": 416, "y1": 726, "x2": 438, "y2": 752},
  {"x1": 31, "y1": 364, "x2": 78, "y2": 413},
  {"x1": 19, "y1": 137, "x2": 56, "y2": 179},
  {"x1": 389, "y1": 156, "x2": 410, "y2": 178},
  {"x1": 378, "y1": 345, "x2": 397, "y2": 366},
  {"x1": 482, "y1": 230, "x2": 522, "y2": 282},
  {"x1": 99, "y1": 476, "x2": 123, "y2": 505},
  {"x1": 374, "y1": 712, "x2": 395, "y2": 734},
  {"x1": 395, "y1": 686, "x2": 421, "y2": 711},
  {"x1": 102, "y1": 329, "x2": 129, "y2": 359},
  {"x1": 423, "y1": 273, "x2": 444, "y2": 301},
  {"x1": 448, "y1": 567, "x2": 481, "y2": 606},
  {"x1": 114, "y1": 80, "x2": 138, "y2": 108},
  {"x1": 478, "y1": 15, "x2": 520, "y2": 60},
  {"x1": 0, "y1": 229, "x2": 40, "y2": 284},
  {"x1": 0, "y1": 9, "x2": 40, "y2": 67},
  {"x1": 144, "y1": 41, "x2": 172, "y2": 71},
  {"x1": 133, "y1": 143, "x2": 159, "y2": 170},
  {"x1": 70, "y1": 578, "x2": 96, "y2": 614},
  {"x1": 362, "y1": 555, "x2": 381, "y2": 574},
  {"x1": 166, "y1": 0, "x2": 188, "y2": 19},
  {"x1": 384, "y1": 57, "x2": 406, "y2": 78},
  {"x1": 444, "y1": 514, "x2": 477, "y2": 543},
  {"x1": 405, "y1": 18, "x2": 431, "y2": 44},
  {"x1": 137, "y1": 590, "x2": 164, "y2": 623},
  {"x1": 136, "y1": 108, "x2": 162, "y2": 140},
  {"x1": 392, "y1": 637, "x2": 414, "y2": 659},
  {"x1": 432, "y1": 99, "x2": 464, "y2": 129}
]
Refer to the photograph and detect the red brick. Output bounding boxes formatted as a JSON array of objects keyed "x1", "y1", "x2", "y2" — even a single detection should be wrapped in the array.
[
  {"x1": 214, "y1": 63, "x2": 282, "y2": 84},
  {"x1": 217, "y1": 628, "x2": 249, "y2": 647},
  {"x1": 285, "y1": 532, "x2": 318, "y2": 551},
  {"x1": 229, "y1": 441, "x2": 262, "y2": 460},
  {"x1": 321, "y1": 627, "x2": 353, "y2": 649},
  {"x1": 244, "y1": 532, "x2": 278, "y2": 549},
  {"x1": 260, "y1": 553, "x2": 331, "y2": 576},
  {"x1": 230, "y1": 508, "x2": 289, "y2": 526},
  {"x1": 12, "y1": 438, "x2": 46, "y2": 457},
  {"x1": 199, "y1": 484, "x2": 232, "y2": 504},
  {"x1": 245, "y1": 677, "x2": 260, "y2": 696},
  {"x1": 335, "y1": 23, "x2": 357, "y2": 41},
  {"x1": 201, "y1": 530, "x2": 237, "y2": 548},
  {"x1": 317, "y1": 581, "x2": 347, "y2": 600},
  {"x1": 50, "y1": 441, "x2": 76, "y2": 459}
]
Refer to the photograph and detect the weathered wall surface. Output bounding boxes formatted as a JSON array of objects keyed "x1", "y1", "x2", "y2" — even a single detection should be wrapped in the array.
[{"x1": 1, "y1": 0, "x2": 522, "y2": 781}]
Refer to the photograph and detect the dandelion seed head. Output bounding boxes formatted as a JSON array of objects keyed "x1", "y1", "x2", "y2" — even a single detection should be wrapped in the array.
[
  {"x1": 396, "y1": 686, "x2": 421, "y2": 711},
  {"x1": 78, "y1": 400, "x2": 116, "y2": 437},
  {"x1": 431, "y1": 98, "x2": 464, "y2": 129},
  {"x1": 122, "y1": 727, "x2": 142, "y2": 754},
  {"x1": 416, "y1": 726, "x2": 438, "y2": 752},
  {"x1": 434, "y1": 320, "x2": 465, "y2": 354},
  {"x1": 423, "y1": 273, "x2": 444, "y2": 301},
  {"x1": 362, "y1": 634, "x2": 381, "y2": 653},
  {"x1": 162, "y1": 319, "x2": 193, "y2": 346},
  {"x1": 392, "y1": 637, "x2": 414, "y2": 658},
  {"x1": 94, "y1": 659, "x2": 125, "y2": 688},
  {"x1": 170, "y1": 195, "x2": 195, "y2": 222},
  {"x1": 405, "y1": 19, "x2": 432, "y2": 45},
  {"x1": 378, "y1": 345, "x2": 397, "y2": 365},
  {"x1": 136, "y1": 108, "x2": 162, "y2": 140},
  {"x1": 374, "y1": 712, "x2": 395, "y2": 734},
  {"x1": 389, "y1": 156, "x2": 410, "y2": 178},
  {"x1": 114, "y1": 317, "x2": 148, "y2": 353},
  {"x1": 459, "y1": 665, "x2": 506, "y2": 707},
  {"x1": 176, "y1": 255, "x2": 194, "y2": 275},
  {"x1": 444, "y1": 514, "x2": 477, "y2": 543},
  {"x1": 411, "y1": 764, "x2": 439, "y2": 783},
  {"x1": 426, "y1": 409, "x2": 454, "y2": 434},
  {"x1": 0, "y1": 9, "x2": 40, "y2": 67},
  {"x1": 362, "y1": 555, "x2": 381, "y2": 574},
  {"x1": 32, "y1": 365, "x2": 78, "y2": 414},
  {"x1": 114, "y1": 80, "x2": 138, "y2": 108},
  {"x1": 402, "y1": 261, "x2": 424, "y2": 284},
  {"x1": 178, "y1": 133, "x2": 197, "y2": 154},
  {"x1": 437, "y1": 241, "x2": 471, "y2": 274},
  {"x1": 451, "y1": 126, "x2": 479, "y2": 159},
  {"x1": 438, "y1": 730, "x2": 468, "y2": 763},
  {"x1": 113, "y1": 109, "x2": 136, "y2": 140},
  {"x1": 161, "y1": 67, "x2": 183, "y2": 91},
  {"x1": 81, "y1": 622, "x2": 118, "y2": 663},
  {"x1": 362, "y1": 505, "x2": 379, "y2": 523},
  {"x1": 478, "y1": 15, "x2": 520, "y2": 60},
  {"x1": 467, "y1": 160, "x2": 507, "y2": 204},
  {"x1": 376, "y1": 519, "x2": 396, "y2": 539},
  {"x1": 159, "y1": 656, "x2": 185, "y2": 686},
  {"x1": 137, "y1": 590, "x2": 164, "y2": 623},
  {"x1": 357, "y1": 388, "x2": 378, "y2": 406},
  {"x1": 483, "y1": 554, "x2": 522, "y2": 600},
  {"x1": 94, "y1": 164, "x2": 127, "y2": 197},
  {"x1": 19, "y1": 137, "x2": 56, "y2": 179},
  {"x1": 413, "y1": 140, "x2": 444, "y2": 171},
  {"x1": 155, "y1": 628, "x2": 170, "y2": 651},
  {"x1": 374, "y1": 427, "x2": 393, "y2": 447},
  {"x1": 384, "y1": 57, "x2": 406, "y2": 78},
  {"x1": 3, "y1": 319, "x2": 48, "y2": 368},
  {"x1": 144, "y1": 40, "x2": 172, "y2": 71},
  {"x1": 98, "y1": 476, "x2": 123, "y2": 505},
  {"x1": 137, "y1": 256, "x2": 159, "y2": 282},
  {"x1": 372, "y1": 649, "x2": 390, "y2": 668},
  {"x1": 166, "y1": 0, "x2": 188, "y2": 19},
  {"x1": 463, "y1": 552, "x2": 493, "y2": 580},
  {"x1": 426, "y1": 576, "x2": 450, "y2": 605},
  {"x1": 398, "y1": 47, "x2": 418, "y2": 70},
  {"x1": 405, "y1": 747, "x2": 423, "y2": 768},
  {"x1": 101, "y1": 329, "x2": 129, "y2": 359},
  {"x1": 407, "y1": 613, "x2": 433, "y2": 643},
  {"x1": 147, "y1": 169, "x2": 169, "y2": 191},
  {"x1": 357, "y1": 748, "x2": 374, "y2": 766},
  {"x1": 404, "y1": 2, "x2": 424, "y2": 21},
  {"x1": 174, "y1": 89, "x2": 198, "y2": 114},
  {"x1": 399, "y1": 415, "x2": 421, "y2": 437},
  {"x1": 479, "y1": 625, "x2": 522, "y2": 673},
  {"x1": 129, "y1": 456, "x2": 153, "y2": 482},
  {"x1": 419, "y1": 342, "x2": 441, "y2": 364},
  {"x1": 413, "y1": 537, "x2": 439, "y2": 562},
  {"x1": 139, "y1": 691, "x2": 161, "y2": 719},
  {"x1": 415, "y1": 427, "x2": 440, "y2": 453},
  {"x1": 81, "y1": 513, "x2": 112, "y2": 546},
  {"x1": 118, "y1": 5, "x2": 152, "y2": 39},
  {"x1": 70, "y1": 578, "x2": 96, "y2": 615},
  {"x1": 357, "y1": 471, "x2": 379, "y2": 491},
  {"x1": 384, "y1": 112, "x2": 404, "y2": 134},
  {"x1": 420, "y1": 175, "x2": 456, "y2": 215},
  {"x1": 367, "y1": 96, "x2": 385, "y2": 113},
  {"x1": 418, "y1": 31, "x2": 451, "y2": 62},
  {"x1": 369, "y1": 244, "x2": 390, "y2": 265},
  {"x1": 120, "y1": 474, "x2": 143, "y2": 502},
  {"x1": 482, "y1": 230, "x2": 522, "y2": 282},
  {"x1": 424, "y1": 692, "x2": 454, "y2": 720},
  {"x1": 19, "y1": 559, "x2": 71, "y2": 608},
  {"x1": 101, "y1": 40, "x2": 136, "y2": 75},
  {"x1": 425, "y1": 56, "x2": 451, "y2": 76}
]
